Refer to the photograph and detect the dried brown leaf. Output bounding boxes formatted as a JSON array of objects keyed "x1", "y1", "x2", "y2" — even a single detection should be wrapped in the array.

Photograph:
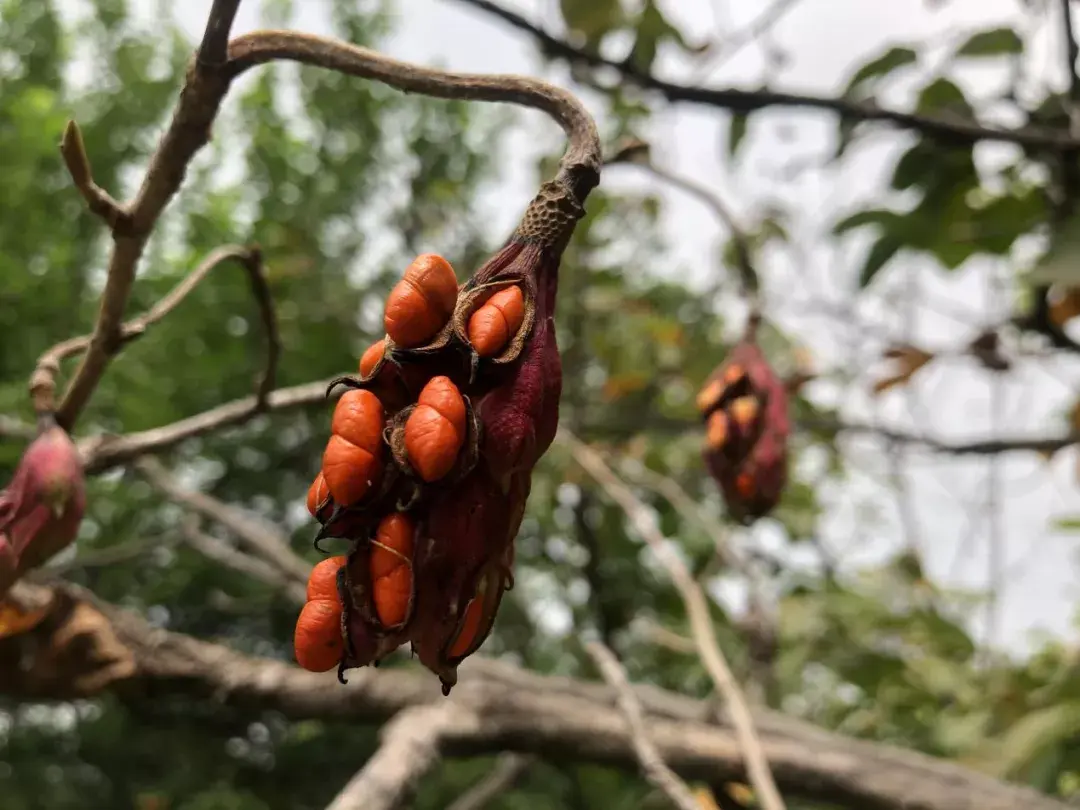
[{"x1": 872, "y1": 344, "x2": 935, "y2": 395}]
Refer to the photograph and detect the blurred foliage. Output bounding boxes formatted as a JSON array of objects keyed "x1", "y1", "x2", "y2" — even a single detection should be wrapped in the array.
[{"x1": 2, "y1": 0, "x2": 1080, "y2": 809}]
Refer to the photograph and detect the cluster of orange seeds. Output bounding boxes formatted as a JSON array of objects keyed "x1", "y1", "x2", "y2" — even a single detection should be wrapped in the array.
[{"x1": 294, "y1": 250, "x2": 536, "y2": 693}]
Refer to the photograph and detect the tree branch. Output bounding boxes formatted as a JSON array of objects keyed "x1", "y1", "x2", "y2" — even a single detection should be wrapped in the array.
[
  {"x1": 77, "y1": 379, "x2": 330, "y2": 474},
  {"x1": 30, "y1": 244, "x2": 279, "y2": 418},
  {"x1": 177, "y1": 516, "x2": 307, "y2": 605},
  {"x1": 134, "y1": 456, "x2": 310, "y2": 585},
  {"x1": 58, "y1": 121, "x2": 127, "y2": 230},
  {"x1": 53, "y1": 17, "x2": 243, "y2": 430},
  {"x1": 453, "y1": 0, "x2": 1080, "y2": 150},
  {"x1": 327, "y1": 704, "x2": 471, "y2": 810},
  {"x1": 445, "y1": 754, "x2": 533, "y2": 810},
  {"x1": 586, "y1": 641, "x2": 701, "y2": 810},
  {"x1": 224, "y1": 29, "x2": 600, "y2": 198},
  {"x1": 0, "y1": 580, "x2": 1067, "y2": 810},
  {"x1": 607, "y1": 139, "x2": 758, "y2": 298},
  {"x1": 51, "y1": 0, "x2": 602, "y2": 431},
  {"x1": 562, "y1": 430, "x2": 787, "y2": 810}
]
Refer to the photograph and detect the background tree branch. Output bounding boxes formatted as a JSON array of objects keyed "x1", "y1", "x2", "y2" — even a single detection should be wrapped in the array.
[{"x1": 0, "y1": 579, "x2": 1066, "y2": 810}]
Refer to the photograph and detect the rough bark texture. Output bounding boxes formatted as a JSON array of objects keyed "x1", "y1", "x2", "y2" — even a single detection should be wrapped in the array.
[{"x1": 0, "y1": 581, "x2": 1066, "y2": 810}]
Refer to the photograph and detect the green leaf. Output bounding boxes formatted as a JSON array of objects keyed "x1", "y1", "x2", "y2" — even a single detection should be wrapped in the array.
[
  {"x1": 892, "y1": 142, "x2": 938, "y2": 191},
  {"x1": 626, "y1": 0, "x2": 699, "y2": 73},
  {"x1": 955, "y1": 27, "x2": 1023, "y2": 58},
  {"x1": 560, "y1": 0, "x2": 625, "y2": 41},
  {"x1": 833, "y1": 209, "x2": 899, "y2": 235},
  {"x1": 971, "y1": 702, "x2": 1080, "y2": 778},
  {"x1": 844, "y1": 46, "x2": 918, "y2": 96},
  {"x1": 859, "y1": 234, "x2": 903, "y2": 287},
  {"x1": 727, "y1": 113, "x2": 748, "y2": 159},
  {"x1": 916, "y1": 77, "x2": 974, "y2": 118},
  {"x1": 1052, "y1": 516, "x2": 1080, "y2": 532},
  {"x1": 1027, "y1": 206, "x2": 1080, "y2": 286}
]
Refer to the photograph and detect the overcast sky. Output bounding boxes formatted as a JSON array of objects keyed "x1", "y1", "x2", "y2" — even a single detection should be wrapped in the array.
[{"x1": 136, "y1": 0, "x2": 1080, "y2": 654}]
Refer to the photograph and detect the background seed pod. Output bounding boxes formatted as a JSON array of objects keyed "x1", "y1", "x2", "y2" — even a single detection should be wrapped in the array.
[{"x1": 698, "y1": 337, "x2": 791, "y2": 523}]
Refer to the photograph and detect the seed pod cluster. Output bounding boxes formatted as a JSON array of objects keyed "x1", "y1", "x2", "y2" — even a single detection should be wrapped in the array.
[
  {"x1": 696, "y1": 324, "x2": 790, "y2": 523},
  {"x1": 297, "y1": 176, "x2": 588, "y2": 695}
]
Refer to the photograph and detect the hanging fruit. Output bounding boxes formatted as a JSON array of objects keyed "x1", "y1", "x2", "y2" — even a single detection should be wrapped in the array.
[
  {"x1": 292, "y1": 53, "x2": 602, "y2": 694},
  {"x1": 696, "y1": 315, "x2": 791, "y2": 523}
]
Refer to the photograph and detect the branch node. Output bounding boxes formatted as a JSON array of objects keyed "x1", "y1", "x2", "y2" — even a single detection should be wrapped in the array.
[{"x1": 60, "y1": 120, "x2": 130, "y2": 232}]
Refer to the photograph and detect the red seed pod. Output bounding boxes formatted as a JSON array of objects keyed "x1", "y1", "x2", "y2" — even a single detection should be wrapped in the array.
[
  {"x1": 312, "y1": 169, "x2": 595, "y2": 695},
  {"x1": 698, "y1": 327, "x2": 790, "y2": 523},
  {"x1": 407, "y1": 466, "x2": 526, "y2": 694},
  {"x1": 0, "y1": 422, "x2": 86, "y2": 585}
]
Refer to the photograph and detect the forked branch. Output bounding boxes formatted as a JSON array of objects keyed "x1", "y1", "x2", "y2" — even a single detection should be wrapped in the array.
[
  {"x1": 48, "y1": 0, "x2": 600, "y2": 433},
  {"x1": 31, "y1": 244, "x2": 279, "y2": 417}
]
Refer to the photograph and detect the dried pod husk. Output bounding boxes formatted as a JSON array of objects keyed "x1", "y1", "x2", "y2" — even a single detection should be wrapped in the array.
[
  {"x1": 454, "y1": 271, "x2": 538, "y2": 373},
  {"x1": 0, "y1": 421, "x2": 86, "y2": 579},
  {"x1": 387, "y1": 393, "x2": 482, "y2": 489},
  {"x1": 699, "y1": 338, "x2": 791, "y2": 523},
  {"x1": 407, "y1": 467, "x2": 526, "y2": 694}
]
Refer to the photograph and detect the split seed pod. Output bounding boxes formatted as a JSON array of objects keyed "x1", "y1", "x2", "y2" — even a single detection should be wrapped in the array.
[
  {"x1": 298, "y1": 60, "x2": 602, "y2": 693},
  {"x1": 697, "y1": 319, "x2": 790, "y2": 523}
]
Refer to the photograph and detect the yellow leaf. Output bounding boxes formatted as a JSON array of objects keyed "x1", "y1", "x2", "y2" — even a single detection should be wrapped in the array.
[
  {"x1": 726, "y1": 782, "x2": 755, "y2": 806},
  {"x1": 872, "y1": 344, "x2": 935, "y2": 395},
  {"x1": 693, "y1": 786, "x2": 721, "y2": 810},
  {"x1": 0, "y1": 599, "x2": 50, "y2": 640}
]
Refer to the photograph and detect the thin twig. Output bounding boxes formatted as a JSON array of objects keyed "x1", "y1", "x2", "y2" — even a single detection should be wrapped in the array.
[
  {"x1": 54, "y1": 19, "x2": 241, "y2": 430},
  {"x1": 41, "y1": 384, "x2": 1080, "y2": 476},
  {"x1": 445, "y1": 754, "x2": 534, "y2": 810},
  {"x1": 326, "y1": 704, "x2": 472, "y2": 810},
  {"x1": 0, "y1": 416, "x2": 36, "y2": 442},
  {"x1": 76, "y1": 379, "x2": 330, "y2": 474},
  {"x1": 585, "y1": 642, "x2": 703, "y2": 810},
  {"x1": 58, "y1": 121, "x2": 128, "y2": 230},
  {"x1": 179, "y1": 516, "x2": 307, "y2": 605},
  {"x1": 692, "y1": 0, "x2": 805, "y2": 81},
  {"x1": 564, "y1": 430, "x2": 787, "y2": 810},
  {"x1": 31, "y1": 244, "x2": 279, "y2": 419},
  {"x1": 607, "y1": 140, "x2": 757, "y2": 299},
  {"x1": 454, "y1": 0, "x2": 1080, "y2": 151},
  {"x1": 135, "y1": 456, "x2": 310, "y2": 585}
]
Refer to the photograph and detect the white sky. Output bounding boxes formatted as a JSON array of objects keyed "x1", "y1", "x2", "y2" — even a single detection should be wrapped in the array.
[{"x1": 131, "y1": 0, "x2": 1080, "y2": 655}]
